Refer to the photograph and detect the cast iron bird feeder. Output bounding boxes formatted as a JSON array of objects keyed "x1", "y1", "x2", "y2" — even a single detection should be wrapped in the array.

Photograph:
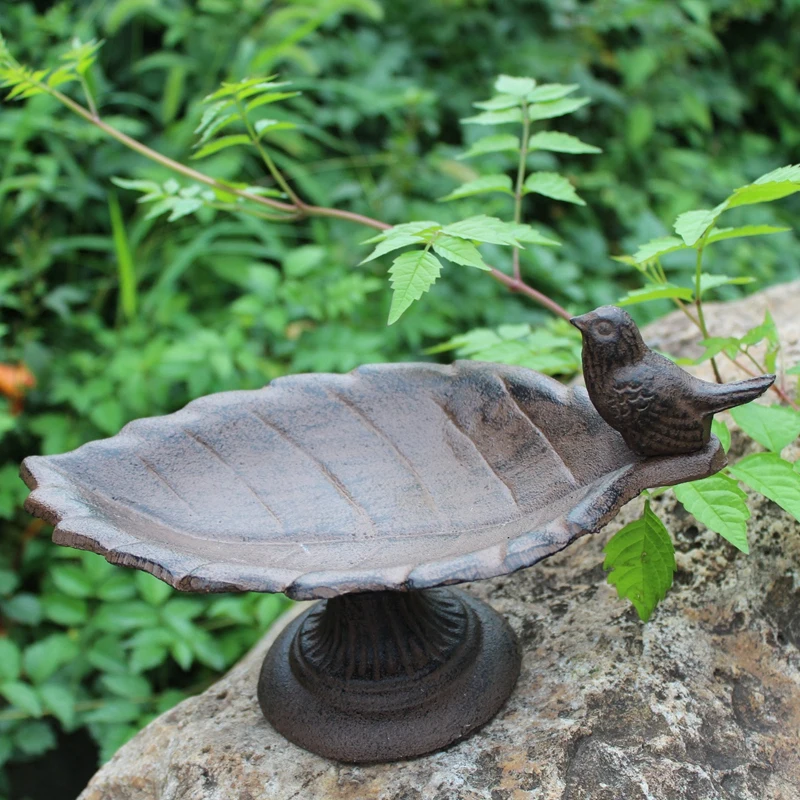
[{"x1": 20, "y1": 308, "x2": 771, "y2": 763}]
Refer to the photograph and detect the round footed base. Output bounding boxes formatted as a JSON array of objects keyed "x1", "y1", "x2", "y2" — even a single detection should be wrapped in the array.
[{"x1": 258, "y1": 588, "x2": 520, "y2": 763}]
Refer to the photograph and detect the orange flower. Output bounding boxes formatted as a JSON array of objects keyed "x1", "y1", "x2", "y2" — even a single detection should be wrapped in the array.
[{"x1": 0, "y1": 363, "x2": 36, "y2": 415}]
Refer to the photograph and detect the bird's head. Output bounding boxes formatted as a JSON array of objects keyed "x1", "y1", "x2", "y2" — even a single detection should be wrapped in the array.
[{"x1": 570, "y1": 305, "x2": 646, "y2": 366}]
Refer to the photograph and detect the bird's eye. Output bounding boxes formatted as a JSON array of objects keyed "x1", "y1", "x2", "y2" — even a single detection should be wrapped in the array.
[{"x1": 594, "y1": 320, "x2": 615, "y2": 337}]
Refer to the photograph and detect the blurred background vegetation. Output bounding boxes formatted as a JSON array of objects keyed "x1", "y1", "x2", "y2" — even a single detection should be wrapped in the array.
[{"x1": 1, "y1": 0, "x2": 799, "y2": 797}]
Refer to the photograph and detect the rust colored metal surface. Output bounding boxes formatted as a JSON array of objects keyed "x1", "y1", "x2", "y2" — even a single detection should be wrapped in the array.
[
  {"x1": 258, "y1": 587, "x2": 521, "y2": 763},
  {"x1": 572, "y1": 306, "x2": 775, "y2": 457},
  {"x1": 20, "y1": 360, "x2": 726, "y2": 600}
]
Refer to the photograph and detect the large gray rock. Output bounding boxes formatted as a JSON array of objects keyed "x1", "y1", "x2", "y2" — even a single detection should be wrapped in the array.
[{"x1": 80, "y1": 284, "x2": 800, "y2": 800}]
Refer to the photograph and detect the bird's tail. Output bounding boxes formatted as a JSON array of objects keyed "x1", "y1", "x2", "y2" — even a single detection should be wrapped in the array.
[{"x1": 702, "y1": 373, "x2": 776, "y2": 413}]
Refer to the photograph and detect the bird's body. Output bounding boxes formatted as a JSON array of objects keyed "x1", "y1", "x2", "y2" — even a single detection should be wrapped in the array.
[{"x1": 571, "y1": 306, "x2": 775, "y2": 457}]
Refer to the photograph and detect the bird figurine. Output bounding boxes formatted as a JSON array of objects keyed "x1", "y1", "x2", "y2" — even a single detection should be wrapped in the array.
[{"x1": 570, "y1": 305, "x2": 775, "y2": 457}]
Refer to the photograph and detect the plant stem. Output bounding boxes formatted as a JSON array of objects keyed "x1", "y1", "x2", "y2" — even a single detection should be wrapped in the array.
[
  {"x1": 236, "y1": 97, "x2": 303, "y2": 207},
  {"x1": 37, "y1": 83, "x2": 573, "y2": 318},
  {"x1": 511, "y1": 100, "x2": 530, "y2": 281},
  {"x1": 693, "y1": 242, "x2": 723, "y2": 383}
]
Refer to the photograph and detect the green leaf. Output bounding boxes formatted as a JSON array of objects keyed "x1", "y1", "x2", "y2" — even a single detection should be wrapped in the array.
[
  {"x1": 387, "y1": 251, "x2": 442, "y2": 325},
  {"x1": 171, "y1": 640, "x2": 194, "y2": 670},
  {"x1": 704, "y1": 225, "x2": 791, "y2": 245},
  {"x1": 2, "y1": 593, "x2": 42, "y2": 625},
  {"x1": 101, "y1": 673, "x2": 151, "y2": 699},
  {"x1": 673, "y1": 474, "x2": 750, "y2": 553},
  {"x1": 472, "y1": 95, "x2": 521, "y2": 111},
  {"x1": 0, "y1": 568, "x2": 19, "y2": 596},
  {"x1": 730, "y1": 404, "x2": 800, "y2": 453},
  {"x1": 13, "y1": 721, "x2": 55, "y2": 755},
  {"x1": 92, "y1": 601, "x2": 160, "y2": 632},
  {"x1": 603, "y1": 501, "x2": 675, "y2": 622},
  {"x1": 523, "y1": 172, "x2": 584, "y2": 205},
  {"x1": 527, "y1": 131, "x2": 601, "y2": 154},
  {"x1": 673, "y1": 202, "x2": 727, "y2": 246},
  {"x1": 697, "y1": 273, "x2": 755, "y2": 297},
  {"x1": 617, "y1": 284, "x2": 693, "y2": 306},
  {"x1": 787, "y1": 364, "x2": 800, "y2": 376},
  {"x1": 729, "y1": 453, "x2": 800, "y2": 522},
  {"x1": 494, "y1": 75, "x2": 536, "y2": 96},
  {"x1": 726, "y1": 164, "x2": 800, "y2": 209},
  {"x1": 712, "y1": 419, "x2": 731, "y2": 452},
  {"x1": 254, "y1": 119, "x2": 296, "y2": 137},
  {"x1": 191, "y1": 134, "x2": 251, "y2": 160},
  {"x1": 526, "y1": 83, "x2": 579, "y2": 102},
  {"x1": 135, "y1": 572, "x2": 173, "y2": 606},
  {"x1": 432, "y1": 236, "x2": 490, "y2": 270},
  {"x1": 695, "y1": 337, "x2": 741, "y2": 362},
  {"x1": 458, "y1": 134, "x2": 520, "y2": 160},
  {"x1": 83, "y1": 700, "x2": 142, "y2": 724},
  {"x1": 39, "y1": 684, "x2": 76, "y2": 728},
  {"x1": 361, "y1": 221, "x2": 440, "y2": 244},
  {"x1": 506, "y1": 224, "x2": 561, "y2": 247},
  {"x1": 23, "y1": 635, "x2": 79, "y2": 684},
  {"x1": 439, "y1": 174, "x2": 514, "y2": 202},
  {"x1": 1, "y1": 681, "x2": 43, "y2": 716},
  {"x1": 0, "y1": 639, "x2": 21, "y2": 681},
  {"x1": 245, "y1": 91, "x2": 300, "y2": 112},
  {"x1": 461, "y1": 108, "x2": 522, "y2": 125},
  {"x1": 360, "y1": 233, "x2": 423, "y2": 264},
  {"x1": 41, "y1": 594, "x2": 88, "y2": 626},
  {"x1": 632, "y1": 237, "x2": 686, "y2": 264},
  {"x1": 527, "y1": 96, "x2": 589, "y2": 121},
  {"x1": 442, "y1": 215, "x2": 525, "y2": 246},
  {"x1": 50, "y1": 564, "x2": 93, "y2": 598}
]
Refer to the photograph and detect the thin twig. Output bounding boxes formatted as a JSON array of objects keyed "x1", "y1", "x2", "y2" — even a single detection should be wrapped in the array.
[{"x1": 693, "y1": 243, "x2": 723, "y2": 383}]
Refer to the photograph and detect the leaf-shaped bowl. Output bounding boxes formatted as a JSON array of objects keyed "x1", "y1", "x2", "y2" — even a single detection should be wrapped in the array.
[{"x1": 21, "y1": 362, "x2": 724, "y2": 599}]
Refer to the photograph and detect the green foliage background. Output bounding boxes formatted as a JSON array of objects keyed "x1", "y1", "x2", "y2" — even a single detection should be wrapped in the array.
[{"x1": 1, "y1": 0, "x2": 799, "y2": 795}]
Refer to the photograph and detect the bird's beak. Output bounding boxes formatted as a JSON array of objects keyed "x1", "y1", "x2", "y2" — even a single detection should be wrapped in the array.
[{"x1": 570, "y1": 314, "x2": 589, "y2": 332}]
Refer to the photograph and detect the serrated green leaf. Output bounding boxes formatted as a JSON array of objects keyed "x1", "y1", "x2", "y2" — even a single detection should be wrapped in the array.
[
  {"x1": 494, "y1": 75, "x2": 536, "y2": 97},
  {"x1": 527, "y1": 96, "x2": 589, "y2": 121},
  {"x1": 254, "y1": 119, "x2": 296, "y2": 136},
  {"x1": 440, "y1": 174, "x2": 514, "y2": 202},
  {"x1": 472, "y1": 95, "x2": 521, "y2": 111},
  {"x1": 442, "y1": 215, "x2": 523, "y2": 246},
  {"x1": 740, "y1": 311, "x2": 779, "y2": 348},
  {"x1": 361, "y1": 221, "x2": 440, "y2": 245},
  {"x1": 695, "y1": 336, "x2": 741, "y2": 362},
  {"x1": 387, "y1": 251, "x2": 442, "y2": 325},
  {"x1": 617, "y1": 285, "x2": 694, "y2": 306},
  {"x1": 461, "y1": 108, "x2": 523, "y2": 126},
  {"x1": 526, "y1": 83, "x2": 579, "y2": 102},
  {"x1": 730, "y1": 403, "x2": 800, "y2": 453},
  {"x1": 697, "y1": 273, "x2": 756, "y2": 297},
  {"x1": 458, "y1": 134, "x2": 520, "y2": 160},
  {"x1": 191, "y1": 134, "x2": 251, "y2": 160},
  {"x1": 245, "y1": 91, "x2": 300, "y2": 112},
  {"x1": 673, "y1": 202, "x2": 728, "y2": 246},
  {"x1": 360, "y1": 233, "x2": 423, "y2": 264},
  {"x1": 506, "y1": 224, "x2": 561, "y2": 247},
  {"x1": 527, "y1": 131, "x2": 601, "y2": 154},
  {"x1": 729, "y1": 453, "x2": 800, "y2": 522},
  {"x1": 673, "y1": 474, "x2": 750, "y2": 552},
  {"x1": 432, "y1": 236, "x2": 489, "y2": 270},
  {"x1": 603, "y1": 501, "x2": 675, "y2": 622},
  {"x1": 632, "y1": 236, "x2": 686, "y2": 264},
  {"x1": 726, "y1": 165, "x2": 800, "y2": 209},
  {"x1": 523, "y1": 172, "x2": 584, "y2": 204},
  {"x1": 704, "y1": 225, "x2": 791, "y2": 245},
  {"x1": 787, "y1": 363, "x2": 800, "y2": 376},
  {"x1": 712, "y1": 419, "x2": 731, "y2": 452}
]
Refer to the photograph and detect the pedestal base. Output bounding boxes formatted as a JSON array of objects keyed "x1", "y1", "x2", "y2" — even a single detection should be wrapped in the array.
[{"x1": 257, "y1": 588, "x2": 520, "y2": 763}]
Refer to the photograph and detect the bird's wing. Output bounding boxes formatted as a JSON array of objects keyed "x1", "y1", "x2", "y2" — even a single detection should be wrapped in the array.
[{"x1": 609, "y1": 374, "x2": 658, "y2": 422}]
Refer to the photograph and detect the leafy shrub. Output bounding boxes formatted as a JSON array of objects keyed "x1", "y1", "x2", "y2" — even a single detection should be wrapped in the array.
[{"x1": 1, "y1": 1, "x2": 800, "y2": 795}]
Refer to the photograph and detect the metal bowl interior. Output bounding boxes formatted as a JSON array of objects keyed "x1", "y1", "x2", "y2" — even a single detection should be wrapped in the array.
[{"x1": 21, "y1": 362, "x2": 724, "y2": 599}]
